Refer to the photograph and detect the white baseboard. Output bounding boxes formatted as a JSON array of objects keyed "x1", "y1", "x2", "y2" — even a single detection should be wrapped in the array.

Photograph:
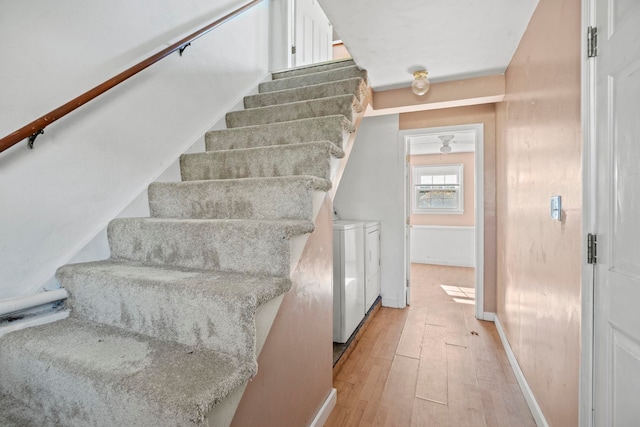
[
  {"x1": 310, "y1": 388, "x2": 337, "y2": 427},
  {"x1": 493, "y1": 315, "x2": 549, "y2": 427},
  {"x1": 411, "y1": 258, "x2": 476, "y2": 268},
  {"x1": 382, "y1": 297, "x2": 404, "y2": 309},
  {"x1": 481, "y1": 311, "x2": 495, "y2": 321}
]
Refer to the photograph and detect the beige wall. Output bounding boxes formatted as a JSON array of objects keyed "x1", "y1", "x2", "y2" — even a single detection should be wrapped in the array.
[
  {"x1": 332, "y1": 42, "x2": 351, "y2": 60},
  {"x1": 494, "y1": 0, "x2": 581, "y2": 425},
  {"x1": 400, "y1": 104, "x2": 497, "y2": 313},
  {"x1": 410, "y1": 152, "x2": 475, "y2": 227},
  {"x1": 232, "y1": 197, "x2": 334, "y2": 426}
]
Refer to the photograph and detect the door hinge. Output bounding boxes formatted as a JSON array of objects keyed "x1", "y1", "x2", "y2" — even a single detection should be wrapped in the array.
[
  {"x1": 587, "y1": 233, "x2": 597, "y2": 264},
  {"x1": 406, "y1": 154, "x2": 410, "y2": 163},
  {"x1": 291, "y1": 45, "x2": 296, "y2": 55},
  {"x1": 587, "y1": 26, "x2": 598, "y2": 58}
]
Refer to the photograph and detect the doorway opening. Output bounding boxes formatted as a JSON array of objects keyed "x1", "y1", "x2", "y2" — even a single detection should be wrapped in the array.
[{"x1": 399, "y1": 123, "x2": 486, "y2": 319}]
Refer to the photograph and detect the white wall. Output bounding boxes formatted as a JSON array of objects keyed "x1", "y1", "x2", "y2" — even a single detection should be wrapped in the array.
[
  {"x1": 333, "y1": 115, "x2": 406, "y2": 308},
  {"x1": 410, "y1": 226, "x2": 475, "y2": 267},
  {"x1": 0, "y1": 0, "x2": 270, "y2": 299}
]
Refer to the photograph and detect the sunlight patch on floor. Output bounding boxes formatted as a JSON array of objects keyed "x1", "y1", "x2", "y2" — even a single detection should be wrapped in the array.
[{"x1": 441, "y1": 284, "x2": 475, "y2": 304}]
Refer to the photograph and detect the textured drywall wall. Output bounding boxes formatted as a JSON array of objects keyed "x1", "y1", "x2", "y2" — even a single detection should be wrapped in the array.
[
  {"x1": 231, "y1": 197, "x2": 334, "y2": 427},
  {"x1": 494, "y1": 0, "x2": 582, "y2": 425},
  {"x1": 0, "y1": 0, "x2": 270, "y2": 298}
]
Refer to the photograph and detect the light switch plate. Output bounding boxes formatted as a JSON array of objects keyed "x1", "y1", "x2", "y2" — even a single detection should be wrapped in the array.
[{"x1": 550, "y1": 195, "x2": 562, "y2": 220}]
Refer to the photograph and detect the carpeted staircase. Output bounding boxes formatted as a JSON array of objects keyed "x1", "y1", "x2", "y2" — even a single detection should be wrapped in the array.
[{"x1": 0, "y1": 59, "x2": 368, "y2": 426}]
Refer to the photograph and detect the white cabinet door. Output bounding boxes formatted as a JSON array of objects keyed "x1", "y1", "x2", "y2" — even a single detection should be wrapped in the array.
[
  {"x1": 294, "y1": 0, "x2": 332, "y2": 66},
  {"x1": 593, "y1": 0, "x2": 640, "y2": 424}
]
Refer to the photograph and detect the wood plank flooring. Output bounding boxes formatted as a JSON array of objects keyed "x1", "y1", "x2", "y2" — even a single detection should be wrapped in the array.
[{"x1": 325, "y1": 264, "x2": 536, "y2": 427}]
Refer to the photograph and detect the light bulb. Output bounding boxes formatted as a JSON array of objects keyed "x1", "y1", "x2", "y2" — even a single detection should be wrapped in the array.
[{"x1": 411, "y1": 70, "x2": 430, "y2": 96}]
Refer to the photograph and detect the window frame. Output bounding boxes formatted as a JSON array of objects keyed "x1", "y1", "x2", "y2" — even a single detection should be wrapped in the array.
[{"x1": 412, "y1": 164, "x2": 464, "y2": 214}]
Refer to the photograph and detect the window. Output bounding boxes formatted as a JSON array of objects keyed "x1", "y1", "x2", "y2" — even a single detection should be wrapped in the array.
[{"x1": 412, "y1": 164, "x2": 464, "y2": 214}]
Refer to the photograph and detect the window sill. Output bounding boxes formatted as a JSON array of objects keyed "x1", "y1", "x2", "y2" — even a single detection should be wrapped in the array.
[{"x1": 412, "y1": 210, "x2": 464, "y2": 215}]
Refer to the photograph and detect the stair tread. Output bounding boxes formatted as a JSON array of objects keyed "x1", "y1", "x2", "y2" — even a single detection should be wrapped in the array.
[
  {"x1": 259, "y1": 65, "x2": 366, "y2": 93},
  {"x1": 148, "y1": 176, "x2": 331, "y2": 220},
  {"x1": 271, "y1": 58, "x2": 355, "y2": 80},
  {"x1": 0, "y1": 318, "x2": 255, "y2": 423},
  {"x1": 181, "y1": 141, "x2": 344, "y2": 182},
  {"x1": 59, "y1": 259, "x2": 291, "y2": 306},
  {"x1": 110, "y1": 217, "x2": 315, "y2": 234},
  {"x1": 244, "y1": 77, "x2": 366, "y2": 108},
  {"x1": 235, "y1": 93, "x2": 358, "y2": 114},
  {"x1": 59, "y1": 261, "x2": 290, "y2": 357},
  {"x1": 108, "y1": 218, "x2": 314, "y2": 275},
  {"x1": 226, "y1": 94, "x2": 360, "y2": 128},
  {"x1": 151, "y1": 175, "x2": 332, "y2": 191},
  {"x1": 187, "y1": 140, "x2": 345, "y2": 159},
  {"x1": 205, "y1": 115, "x2": 353, "y2": 151},
  {"x1": 148, "y1": 175, "x2": 331, "y2": 219}
]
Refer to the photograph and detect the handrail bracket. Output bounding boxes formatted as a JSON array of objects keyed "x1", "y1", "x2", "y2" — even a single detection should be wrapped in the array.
[
  {"x1": 179, "y1": 43, "x2": 191, "y2": 56},
  {"x1": 28, "y1": 130, "x2": 44, "y2": 149}
]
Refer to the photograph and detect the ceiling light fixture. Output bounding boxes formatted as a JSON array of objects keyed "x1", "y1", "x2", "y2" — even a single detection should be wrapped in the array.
[
  {"x1": 438, "y1": 135, "x2": 454, "y2": 154},
  {"x1": 411, "y1": 70, "x2": 431, "y2": 96}
]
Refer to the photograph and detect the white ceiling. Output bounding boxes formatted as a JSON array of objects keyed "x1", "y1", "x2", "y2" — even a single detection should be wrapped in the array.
[
  {"x1": 409, "y1": 130, "x2": 476, "y2": 156},
  {"x1": 319, "y1": 0, "x2": 539, "y2": 91}
]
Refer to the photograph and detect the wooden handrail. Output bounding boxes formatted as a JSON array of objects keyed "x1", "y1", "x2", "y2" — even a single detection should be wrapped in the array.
[{"x1": 0, "y1": 0, "x2": 263, "y2": 154}]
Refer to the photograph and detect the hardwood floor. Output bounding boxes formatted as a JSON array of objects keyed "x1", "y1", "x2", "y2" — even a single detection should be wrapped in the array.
[{"x1": 325, "y1": 264, "x2": 536, "y2": 427}]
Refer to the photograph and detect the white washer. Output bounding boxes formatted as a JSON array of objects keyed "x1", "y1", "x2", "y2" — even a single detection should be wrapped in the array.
[{"x1": 332, "y1": 220, "x2": 364, "y2": 343}]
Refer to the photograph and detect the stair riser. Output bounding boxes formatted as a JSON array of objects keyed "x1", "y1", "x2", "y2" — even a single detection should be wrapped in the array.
[
  {"x1": 181, "y1": 143, "x2": 336, "y2": 181},
  {"x1": 244, "y1": 78, "x2": 366, "y2": 109},
  {"x1": 148, "y1": 179, "x2": 327, "y2": 220},
  {"x1": 108, "y1": 219, "x2": 311, "y2": 276},
  {"x1": 205, "y1": 116, "x2": 352, "y2": 152},
  {"x1": 259, "y1": 66, "x2": 366, "y2": 93},
  {"x1": 63, "y1": 279, "x2": 256, "y2": 358},
  {"x1": 272, "y1": 59, "x2": 355, "y2": 80},
  {"x1": 226, "y1": 95, "x2": 359, "y2": 128}
]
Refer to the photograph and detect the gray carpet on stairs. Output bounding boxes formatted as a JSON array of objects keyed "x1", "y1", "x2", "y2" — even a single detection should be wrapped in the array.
[
  {"x1": 59, "y1": 261, "x2": 292, "y2": 357},
  {"x1": 205, "y1": 115, "x2": 353, "y2": 151},
  {"x1": 271, "y1": 59, "x2": 355, "y2": 80},
  {"x1": 181, "y1": 141, "x2": 344, "y2": 182},
  {"x1": 0, "y1": 58, "x2": 365, "y2": 427},
  {"x1": 244, "y1": 77, "x2": 366, "y2": 108},
  {"x1": 148, "y1": 176, "x2": 331, "y2": 220},
  {"x1": 225, "y1": 94, "x2": 361, "y2": 128}
]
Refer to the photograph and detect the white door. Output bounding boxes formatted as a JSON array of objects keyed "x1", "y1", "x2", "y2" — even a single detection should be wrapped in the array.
[
  {"x1": 404, "y1": 138, "x2": 411, "y2": 305},
  {"x1": 593, "y1": 0, "x2": 640, "y2": 425},
  {"x1": 293, "y1": 0, "x2": 332, "y2": 66}
]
